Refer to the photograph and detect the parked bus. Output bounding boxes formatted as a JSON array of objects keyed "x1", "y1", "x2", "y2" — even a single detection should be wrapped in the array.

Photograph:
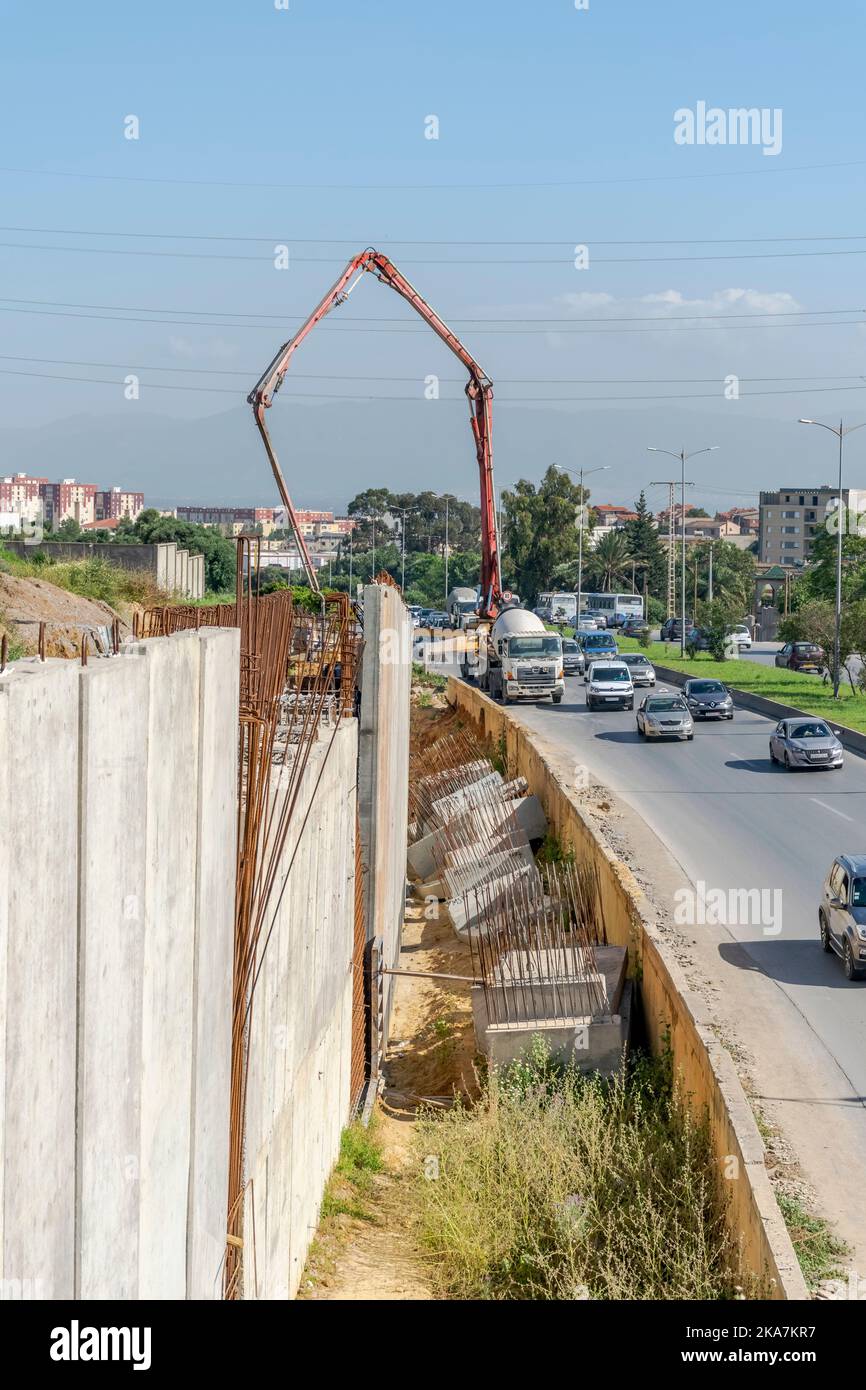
[{"x1": 538, "y1": 591, "x2": 644, "y2": 626}]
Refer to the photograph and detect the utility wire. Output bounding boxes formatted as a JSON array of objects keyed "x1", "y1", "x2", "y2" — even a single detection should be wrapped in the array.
[{"x1": 1, "y1": 157, "x2": 863, "y2": 190}]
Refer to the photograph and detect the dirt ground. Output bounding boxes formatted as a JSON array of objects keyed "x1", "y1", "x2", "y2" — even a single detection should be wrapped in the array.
[{"x1": 0, "y1": 572, "x2": 125, "y2": 658}]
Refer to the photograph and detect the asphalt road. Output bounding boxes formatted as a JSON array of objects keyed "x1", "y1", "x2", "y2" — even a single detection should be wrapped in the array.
[{"x1": 512, "y1": 676, "x2": 866, "y2": 1095}]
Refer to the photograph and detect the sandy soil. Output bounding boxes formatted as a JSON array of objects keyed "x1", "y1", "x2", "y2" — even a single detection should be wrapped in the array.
[{"x1": 0, "y1": 572, "x2": 125, "y2": 657}]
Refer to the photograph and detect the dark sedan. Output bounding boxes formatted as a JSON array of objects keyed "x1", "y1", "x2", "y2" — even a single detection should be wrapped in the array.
[{"x1": 683, "y1": 678, "x2": 734, "y2": 720}]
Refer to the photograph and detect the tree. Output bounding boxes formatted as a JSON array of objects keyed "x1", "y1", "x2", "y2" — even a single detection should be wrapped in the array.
[
  {"x1": 622, "y1": 491, "x2": 666, "y2": 598},
  {"x1": 53, "y1": 517, "x2": 84, "y2": 541},
  {"x1": 585, "y1": 531, "x2": 632, "y2": 591},
  {"x1": 501, "y1": 467, "x2": 584, "y2": 601},
  {"x1": 779, "y1": 598, "x2": 866, "y2": 692},
  {"x1": 791, "y1": 525, "x2": 866, "y2": 608}
]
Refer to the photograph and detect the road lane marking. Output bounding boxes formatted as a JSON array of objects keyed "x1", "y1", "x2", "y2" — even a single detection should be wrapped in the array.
[{"x1": 811, "y1": 798, "x2": 854, "y2": 822}]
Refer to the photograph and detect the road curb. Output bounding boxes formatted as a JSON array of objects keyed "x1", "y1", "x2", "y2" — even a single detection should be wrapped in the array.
[{"x1": 652, "y1": 663, "x2": 866, "y2": 759}]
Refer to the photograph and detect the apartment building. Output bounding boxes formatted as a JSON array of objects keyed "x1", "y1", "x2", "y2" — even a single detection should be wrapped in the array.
[
  {"x1": 95, "y1": 486, "x2": 145, "y2": 523},
  {"x1": 759, "y1": 486, "x2": 866, "y2": 566}
]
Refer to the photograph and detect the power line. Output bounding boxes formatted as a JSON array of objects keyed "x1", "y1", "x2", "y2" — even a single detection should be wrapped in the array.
[
  {"x1": 1, "y1": 157, "x2": 863, "y2": 190},
  {"x1": 0, "y1": 304, "x2": 861, "y2": 336},
  {"x1": 2, "y1": 223, "x2": 865, "y2": 247},
  {"x1": 1, "y1": 294, "x2": 860, "y2": 325},
  {"x1": 2, "y1": 353, "x2": 864, "y2": 388},
  {"x1": 2, "y1": 238, "x2": 866, "y2": 264},
  {"x1": 1, "y1": 364, "x2": 865, "y2": 404}
]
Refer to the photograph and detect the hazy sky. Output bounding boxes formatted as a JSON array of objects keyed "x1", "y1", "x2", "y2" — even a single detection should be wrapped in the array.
[{"x1": 1, "y1": 0, "x2": 864, "y2": 511}]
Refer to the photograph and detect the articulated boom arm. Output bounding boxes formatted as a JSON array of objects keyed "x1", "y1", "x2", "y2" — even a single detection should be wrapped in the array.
[{"x1": 248, "y1": 248, "x2": 501, "y2": 614}]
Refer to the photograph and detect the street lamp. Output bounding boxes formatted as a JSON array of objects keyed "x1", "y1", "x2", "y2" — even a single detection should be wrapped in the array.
[
  {"x1": 798, "y1": 418, "x2": 866, "y2": 698},
  {"x1": 390, "y1": 504, "x2": 421, "y2": 594},
  {"x1": 647, "y1": 446, "x2": 719, "y2": 657},
  {"x1": 554, "y1": 463, "x2": 611, "y2": 622}
]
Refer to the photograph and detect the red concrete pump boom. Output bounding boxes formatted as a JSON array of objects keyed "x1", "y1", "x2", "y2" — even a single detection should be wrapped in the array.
[{"x1": 247, "y1": 248, "x2": 502, "y2": 616}]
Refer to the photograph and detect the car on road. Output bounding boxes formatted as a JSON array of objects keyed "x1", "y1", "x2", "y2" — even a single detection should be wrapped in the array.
[
  {"x1": 819, "y1": 855, "x2": 866, "y2": 980},
  {"x1": 769, "y1": 718, "x2": 843, "y2": 770},
  {"x1": 775, "y1": 641, "x2": 825, "y2": 673},
  {"x1": 576, "y1": 616, "x2": 598, "y2": 631},
  {"x1": 581, "y1": 608, "x2": 609, "y2": 628},
  {"x1": 683, "y1": 678, "x2": 734, "y2": 720},
  {"x1": 427, "y1": 611, "x2": 449, "y2": 629},
  {"x1": 618, "y1": 653, "x2": 656, "y2": 686},
  {"x1": 585, "y1": 660, "x2": 634, "y2": 711},
  {"x1": 730, "y1": 623, "x2": 752, "y2": 649},
  {"x1": 578, "y1": 630, "x2": 618, "y2": 674},
  {"x1": 622, "y1": 615, "x2": 650, "y2": 639},
  {"x1": 660, "y1": 616, "x2": 692, "y2": 642},
  {"x1": 561, "y1": 638, "x2": 584, "y2": 676},
  {"x1": 636, "y1": 693, "x2": 694, "y2": 740}
]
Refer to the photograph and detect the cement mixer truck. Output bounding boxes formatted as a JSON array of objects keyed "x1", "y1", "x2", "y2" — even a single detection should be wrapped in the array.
[{"x1": 479, "y1": 607, "x2": 564, "y2": 704}]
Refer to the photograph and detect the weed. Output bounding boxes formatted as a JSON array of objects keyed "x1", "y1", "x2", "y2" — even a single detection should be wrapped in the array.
[
  {"x1": 776, "y1": 1193, "x2": 849, "y2": 1289},
  {"x1": 414, "y1": 1041, "x2": 744, "y2": 1300}
]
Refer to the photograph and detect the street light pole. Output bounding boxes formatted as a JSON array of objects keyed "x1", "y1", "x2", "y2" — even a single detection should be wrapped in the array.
[
  {"x1": 444, "y1": 496, "x2": 449, "y2": 604},
  {"x1": 798, "y1": 417, "x2": 866, "y2": 698},
  {"x1": 648, "y1": 446, "x2": 719, "y2": 657},
  {"x1": 554, "y1": 462, "x2": 611, "y2": 621}
]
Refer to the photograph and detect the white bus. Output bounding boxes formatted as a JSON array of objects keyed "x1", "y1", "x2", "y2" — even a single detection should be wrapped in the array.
[{"x1": 538, "y1": 591, "x2": 644, "y2": 625}]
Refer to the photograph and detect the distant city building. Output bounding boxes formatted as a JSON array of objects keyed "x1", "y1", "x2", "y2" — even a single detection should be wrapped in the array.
[
  {"x1": 175, "y1": 504, "x2": 356, "y2": 542},
  {"x1": 759, "y1": 486, "x2": 866, "y2": 567},
  {"x1": 0, "y1": 472, "x2": 144, "y2": 531},
  {"x1": 95, "y1": 486, "x2": 145, "y2": 523}
]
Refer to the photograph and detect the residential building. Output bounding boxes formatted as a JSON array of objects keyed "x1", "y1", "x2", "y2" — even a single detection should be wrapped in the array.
[
  {"x1": 41, "y1": 479, "x2": 97, "y2": 527},
  {"x1": 759, "y1": 486, "x2": 866, "y2": 566},
  {"x1": 95, "y1": 486, "x2": 145, "y2": 523}
]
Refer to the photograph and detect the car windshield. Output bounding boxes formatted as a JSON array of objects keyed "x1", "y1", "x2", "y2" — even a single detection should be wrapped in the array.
[
  {"x1": 591, "y1": 666, "x2": 629, "y2": 681},
  {"x1": 794, "y1": 644, "x2": 820, "y2": 654},
  {"x1": 789, "y1": 722, "x2": 831, "y2": 740},
  {"x1": 509, "y1": 636, "x2": 561, "y2": 656},
  {"x1": 689, "y1": 681, "x2": 725, "y2": 695},
  {"x1": 582, "y1": 635, "x2": 614, "y2": 648},
  {"x1": 647, "y1": 697, "x2": 687, "y2": 712},
  {"x1": 562, "y1": 640, "x2": 578, "y2": 653},
  {"x1": 621, "y1": 654, "x2": 649, "y2": 665},
  {"x1": 851, "y1": 878, "x2": 866, "y2": 908}
]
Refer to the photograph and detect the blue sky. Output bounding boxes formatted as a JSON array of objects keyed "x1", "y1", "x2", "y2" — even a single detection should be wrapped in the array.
[{"x1": 1, "y1": 0, "x2": 864, "y2": 509}]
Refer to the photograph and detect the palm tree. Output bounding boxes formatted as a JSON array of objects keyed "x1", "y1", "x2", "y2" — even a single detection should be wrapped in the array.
[{"x1": 586, "y1": 530, "x2": 632, "y2": 591}]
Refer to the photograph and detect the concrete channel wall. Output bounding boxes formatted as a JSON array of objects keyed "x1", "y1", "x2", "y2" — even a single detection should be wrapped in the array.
[
  {"x1": 0, "y1": 629, "x2": 238, "y2": 1299},
  {"x1": 243, "y1": 721, "x2": 359, "y2": 1300},
  {"x1": 447, "y1": 677, "x2": 809, "y2": 1301},
  {"x1": 357, "y1": 584, "x2": 411, "y2": 1071}
]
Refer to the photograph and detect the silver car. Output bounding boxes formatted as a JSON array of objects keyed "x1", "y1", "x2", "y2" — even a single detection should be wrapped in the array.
[
  {"x1": 619, "y1": 653, "x2": 656, "y2": 687},
  {"x1": 636, "y1": 693, "x2": 694, "y2": 740},
  {"x1": 819, "y1": 855, "x2": 866, "y2": 979},
  {"x1": 769, "y1": 717, "x2": 843, "y2": 771}
]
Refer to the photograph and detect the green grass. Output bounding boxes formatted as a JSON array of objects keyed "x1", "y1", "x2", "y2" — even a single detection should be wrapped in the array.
[
  {"x1": 414, "y1": 1040, "x2": 749, "y2": 1300},
  {"x1": 615, "y1": 634, "x2": 866, "y2": 735},
  {"x1": 775, "y1": 1193, "x2": 849, "y2": 1289},
  {"x1": 412, "y1": 661, "x2": 447, "y2": 692},
  {"x1": 0, "y1": 546, "x2": 163, "y2": 609},
  {"x1": 318, "y1": 1119, "x2": 387, "y2": 1222}
]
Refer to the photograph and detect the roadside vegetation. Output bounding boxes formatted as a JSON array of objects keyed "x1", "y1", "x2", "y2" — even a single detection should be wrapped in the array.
[
  {"x1": 0, "y1": 545, "x2": 164, "y2": 609},
  {"x1": 617, "y1": 634, "x2": 866, "y2": 735},
  {"x1": 414, "y1": 1040, "x2": 748, "y2": 1300}
]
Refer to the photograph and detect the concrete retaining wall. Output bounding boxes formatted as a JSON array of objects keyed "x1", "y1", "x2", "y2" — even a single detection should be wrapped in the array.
[
  {"x1": 243, "y1": 721, "x2": 359, "y2": 1299},
  {"x1": 447, "y1": 677, "x2": 809, "y2": 1301},
  {"x1": 357, "y1": 584, "x2": 411, "y2": 1065},
  {"x1": 0, "y1": 629, "x2": 238, "y2": 1298}
]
